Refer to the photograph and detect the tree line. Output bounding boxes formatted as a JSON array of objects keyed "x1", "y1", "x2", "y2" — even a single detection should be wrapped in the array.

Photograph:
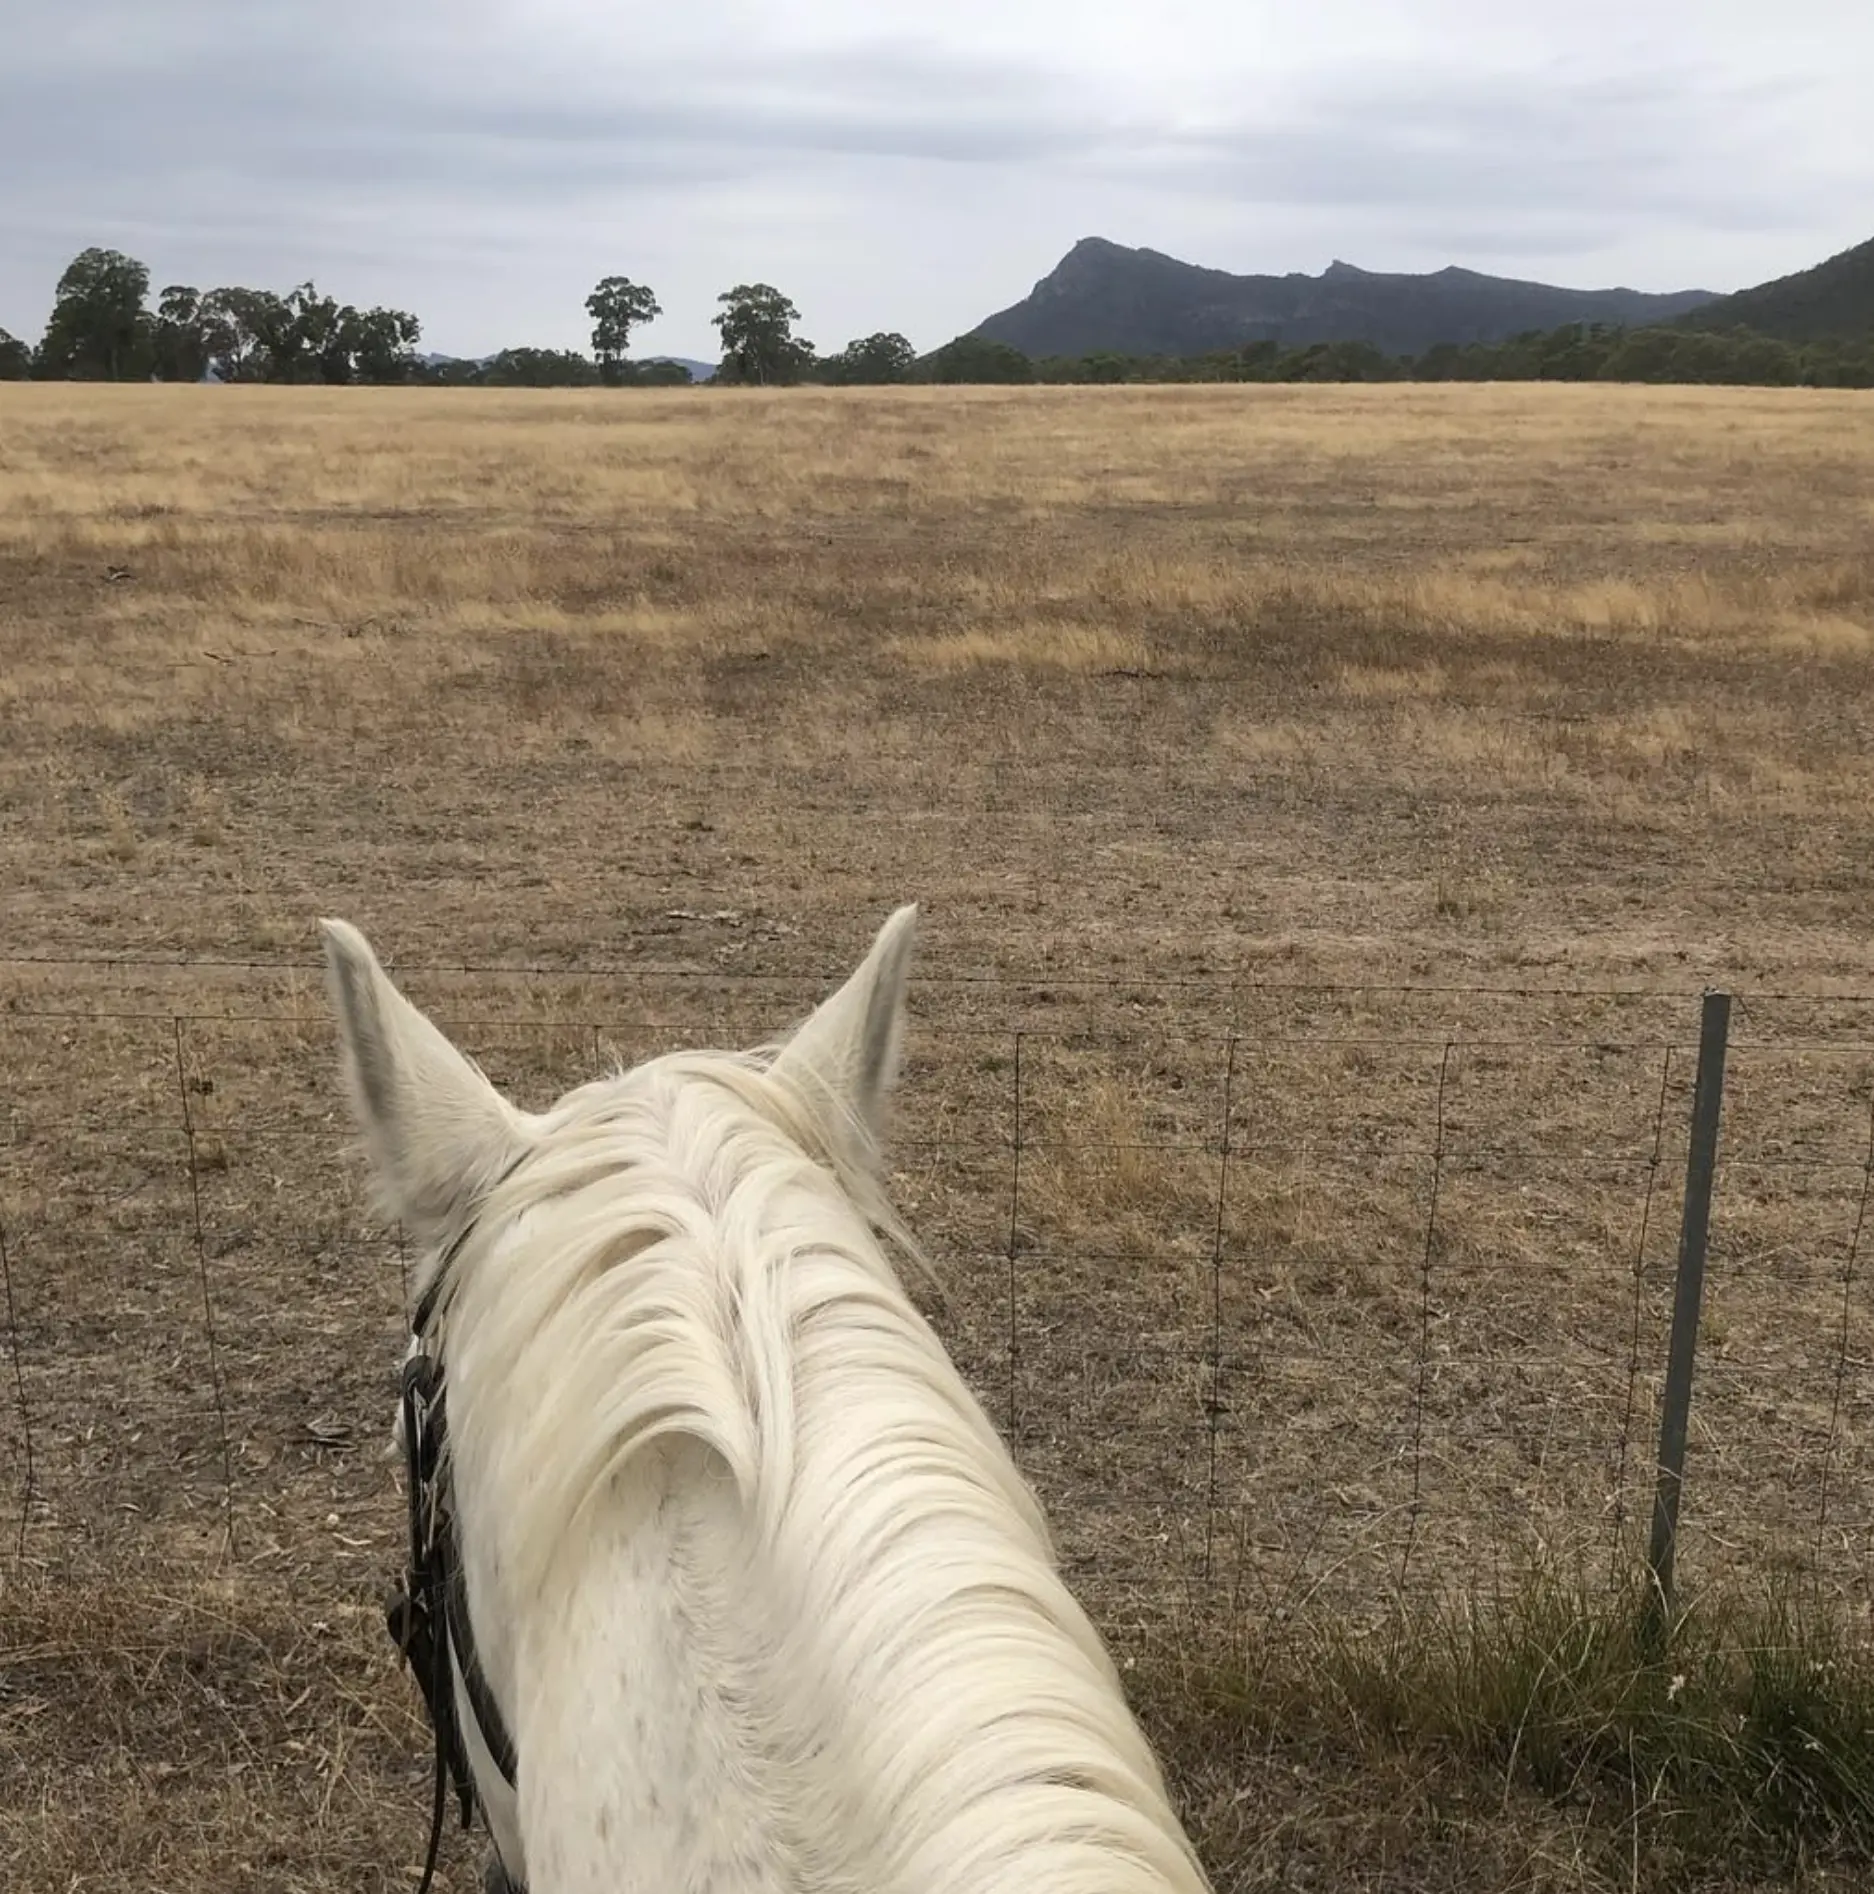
[
  {"x1": 4, "y1": 245, "x2": 1869, "y2": 390},
  {"x1": 0, "y1": 249, "x2": 427, "y2": 385},
  {"x1": 930, "y1": 325, "x2": 1874, "y2": 388},
  {"x1": 0, "y1": 246, "x2": 918, "y2": 387}
]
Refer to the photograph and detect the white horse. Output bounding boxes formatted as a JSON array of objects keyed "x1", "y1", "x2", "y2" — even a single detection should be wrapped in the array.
[{"x1": 322, "y1": 905, "x2": 1212, "y2": 1894}]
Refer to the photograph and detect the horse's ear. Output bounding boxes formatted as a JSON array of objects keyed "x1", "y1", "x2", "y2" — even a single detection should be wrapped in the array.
[
  {"x1": 772, "y1": 904, "x2": 918, "y2": 1169},
  {"x1": 318, "y1": 919, "x2": 528, "y2": 1239}
]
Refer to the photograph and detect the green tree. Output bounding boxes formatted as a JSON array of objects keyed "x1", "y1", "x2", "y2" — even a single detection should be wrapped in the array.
[
  {"x1": 921, "y1": 335, "x2": 1032, "y2": 384},
  {"x1": 1529, "y1": 322, "x2": 1614, "y2": 381},
  {"x1": 151, "y1": 285, "x2": 214, "y2": 382},
  {"x1": 37, "y1": 247, "x2": 153, "y2": 380},
  {"x1": 1804, "y1": 336, "x2": 1874, "y2": 388},
  {"x1": 1411, "y1": 340, "x2": 1467, "y2": 381},
  {"x1": 823, "y1": 331, "x2": 915, "y2": 385},
  {"x1": 0, "y1": 327, "x2": 31, "y2": 379},
  {"x1": 1078, "y1": 350, "x2": 1135, "y2": 384},
  {"x1": 476, "y1": 346, "x2": 602, "y2": 388},
  {"x1": 586, "y1": 277, "x2": 661, "y2": 384},
  {"x1": 713, "y1": 284, "x2": 813, "y2": 385},
  {"x1": 1274, "y1": 339, "x2": 1397, "y2": 383},
  {"x1": 1227, "y1": 339, "x2": 1282, "y2": 381},
  {"x1": 417, "y1": 355, "x2": 483, "y2": 386},
  {"x1": 1714, "y1": 328, "x2": 1801, "y2": 386},
  {"x1": 1597, "y1": 326, "x2": 1692, "y2": 383},
  {"x1": 340, "y1": 305, "x2": 422, "y2": 383},
  {"x1": 268, "y1": 281, "x2": 346, "y2": 382},
  {"x1": 197, "y1": 286, "x2": 288, "y2": 382}
]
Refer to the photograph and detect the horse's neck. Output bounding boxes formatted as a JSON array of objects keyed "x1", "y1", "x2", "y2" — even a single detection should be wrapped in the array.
[
  {"x1": 500, "y1": 1439, "x2": 802, "y2": 1894},
  {"x1": 442, "y1": 1168, "x2": 1204, "y2": 1894}
]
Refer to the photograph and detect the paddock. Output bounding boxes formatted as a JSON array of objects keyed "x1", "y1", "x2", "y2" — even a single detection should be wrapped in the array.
[{"x1": 5, "y1": 381, "x2": 1874, "y2": 1891}]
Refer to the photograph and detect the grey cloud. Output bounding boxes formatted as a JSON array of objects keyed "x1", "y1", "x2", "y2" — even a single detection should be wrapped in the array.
[
  {"x1": 2, "y1": 2, "x2": 1869, "y2": 354},
  {"x1": 0, "y1": 11, "x2": 1836, "y2": 215},
  {"x1": 0, "y1": 16, "x2": 1118, "y2": 197},
  {"x1": 1125, "y1": 61, "x2": 1824, "y2": 231}
]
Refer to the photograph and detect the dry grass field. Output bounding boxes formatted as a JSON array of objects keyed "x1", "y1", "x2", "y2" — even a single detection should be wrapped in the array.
[{"x1": 4, "y1": 380, "x2": 1874, "y2": 1891}]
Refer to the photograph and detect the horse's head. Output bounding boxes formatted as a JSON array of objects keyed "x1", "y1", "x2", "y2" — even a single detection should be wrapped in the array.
[
  {"x1": 317, "y1": 903, "x2": 1209, "y2": 1894},
  {"x1": 318, "y1": 905, "x2": 922, "y2": 1885}
]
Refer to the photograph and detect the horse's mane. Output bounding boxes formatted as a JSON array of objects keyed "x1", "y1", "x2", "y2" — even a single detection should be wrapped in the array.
[{"x1": 435, "y1": 1044, "x2": 1209, "y2": 1894}]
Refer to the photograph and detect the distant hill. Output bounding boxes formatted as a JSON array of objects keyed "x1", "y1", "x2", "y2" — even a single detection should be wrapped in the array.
[
  {"x1": 969, "y1": 238, "x2": 1718, "y2": 360},
  {"x1": 1677, "y1": 235, "x2": 1874, "y2": 341}
]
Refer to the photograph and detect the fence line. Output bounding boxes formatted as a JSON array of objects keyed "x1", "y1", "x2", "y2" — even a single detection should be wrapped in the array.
[
  {"x1": 4, "y1": 982, "x2": 1874, "y2": 1632},
  {"x1": 0, "y1": 948, "x2": 1787, "y2": 994},
  {"x1": 16, "y1": 944, "x2": 1874, "y2": 1006},
  {"x1": 0, "y1": 1015, "x2": 1723, "y2": 1052}
]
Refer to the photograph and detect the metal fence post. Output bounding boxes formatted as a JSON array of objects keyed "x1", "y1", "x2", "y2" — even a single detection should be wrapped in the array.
[{"x1": 1645, "y1": 989, "x2": 1731, "y2": 1626}]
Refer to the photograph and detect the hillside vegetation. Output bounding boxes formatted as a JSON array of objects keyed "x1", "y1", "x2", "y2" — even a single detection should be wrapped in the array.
[{"x1": 1679, "y1": 235, "x2": 1874, "y2": 342}]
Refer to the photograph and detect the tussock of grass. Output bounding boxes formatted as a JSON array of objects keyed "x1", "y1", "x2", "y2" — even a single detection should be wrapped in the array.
[{"x1": 1155, "y1": 1571, "x2": 1874, "y2": 1875}]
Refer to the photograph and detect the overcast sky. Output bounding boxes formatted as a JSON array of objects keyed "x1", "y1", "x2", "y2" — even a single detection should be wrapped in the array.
[{"x1": 3, "y1": 1, "x2": 1869, "y2": 361}]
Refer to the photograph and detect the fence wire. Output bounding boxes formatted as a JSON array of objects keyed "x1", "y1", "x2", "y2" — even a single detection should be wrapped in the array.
[{"x1": 4, "y1": 976, "x2": 1874, "y2": 1630}]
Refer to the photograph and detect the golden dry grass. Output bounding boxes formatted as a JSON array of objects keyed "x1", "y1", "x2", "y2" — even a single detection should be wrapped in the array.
[{"x1": 5, "y1": 380, "x2": 1874, "y2": 1891}]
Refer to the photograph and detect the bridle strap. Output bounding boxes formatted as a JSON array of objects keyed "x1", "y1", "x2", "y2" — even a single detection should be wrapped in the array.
[
  {"x1": 444, "y1": 1523, "x2": 521, "y2": 1786},
  {"x1": 391, "y1": 1156, "x2": 534, "y2": 1894},
  {"x1": 394, "y1": 1353, "x2": 478, "y2": 1894}
]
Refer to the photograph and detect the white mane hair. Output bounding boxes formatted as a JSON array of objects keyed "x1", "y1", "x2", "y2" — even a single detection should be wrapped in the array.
[{"x1": 321, "y1": 905, "x2": 1212, "y2": 1894}]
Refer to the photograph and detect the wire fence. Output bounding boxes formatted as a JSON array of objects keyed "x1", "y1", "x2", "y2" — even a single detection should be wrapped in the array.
[{"x1": 4, "y1": 964, "x2": 1874, "y2": 1633}]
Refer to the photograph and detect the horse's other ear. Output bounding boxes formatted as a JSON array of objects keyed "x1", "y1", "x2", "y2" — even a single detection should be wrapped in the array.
[
  {"x1": 771, "y1": 904, "x2": 918, "y2": 1171},
  {"x1": 318, "y1": 918, "x2": 528, "y2": 1239}
]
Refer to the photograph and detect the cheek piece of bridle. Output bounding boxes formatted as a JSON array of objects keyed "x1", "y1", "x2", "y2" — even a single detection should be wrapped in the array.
[{"x1": 386, "y1": 1212, "x2": 525, "y2": 1894}]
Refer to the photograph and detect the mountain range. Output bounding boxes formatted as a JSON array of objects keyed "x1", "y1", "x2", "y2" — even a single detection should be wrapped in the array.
[
  {"x1": 1678, "y1": 235, "x2": 1874, "y2": 343},
  {"x1": 967, "y1": 234, "x2": 1874, "y2": 361}
]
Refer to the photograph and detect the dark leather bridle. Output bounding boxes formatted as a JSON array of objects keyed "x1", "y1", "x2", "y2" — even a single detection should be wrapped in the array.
[{"x1": 386, "y1": 1194, "x2": 526, "y2": 1894}]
